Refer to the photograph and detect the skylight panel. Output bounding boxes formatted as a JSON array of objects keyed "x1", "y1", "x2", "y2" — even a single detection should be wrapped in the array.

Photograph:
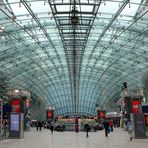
[
  {"x1": 120, "y1": 0, "x2": 142, "y2": 17},
  {"x1": 7, "y1": 1, "x2": 52, "y2": 16},
  {"x1": 29, "y1": 1, "x2": 51, "y2": 13},
  {"x1": 79, "y1": 5, "x2": 93, "y2": 12},
  {"x1": 56, "y1": 5, "x2": 70, "y2": 12},
  {"x1": 99, "y1": 1, "x2": 120, "y2": 14},
  {"x1": 8, "y1": 2, "x2": 29, "y2": 16}
]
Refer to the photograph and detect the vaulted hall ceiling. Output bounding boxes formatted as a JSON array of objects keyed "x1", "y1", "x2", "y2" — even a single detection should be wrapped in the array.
[{"x1": 0, "y1": 0, "x2": 148, "y2": 117}]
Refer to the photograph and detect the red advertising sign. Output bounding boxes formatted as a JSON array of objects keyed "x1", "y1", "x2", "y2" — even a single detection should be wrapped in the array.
[
  {"x1": 132, "y1": 100, "x2": 141, "y2": 113},
  {"x1": 100, "y1": 111, "x2": 105, "y2": 118},
  {"x1": 11, "y1": 99, "x2": 21, "y2": 113},
  {"x1": 144, "y1": 115, "x2": 148, "y2": 127},
  {"x1": 46, "y1": 109, "x2": 54, "y2": 120},
  {"x1": 47, "y1": 111, "x2": 52, "y2": 118}
]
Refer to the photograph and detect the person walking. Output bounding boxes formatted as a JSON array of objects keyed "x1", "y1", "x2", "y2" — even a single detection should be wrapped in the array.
[
  {"x1": 84, "y1": 122, "x2": 90, "y2": 138},
  {"x1": 109, "y1": 120, "x2": 113, "y2": 132},
  {"x1": 103, "y1": 119, "x2": 110, "y2": 137},
  {"x1": 36, "y1": 121, "x2": 39, "y2": 131},
  {"x1": 50, "y1": 121, "x2": 54, "y2": 134},
  {"x1": 38, "y1": 121, "x2": 42, "y2": 131}
]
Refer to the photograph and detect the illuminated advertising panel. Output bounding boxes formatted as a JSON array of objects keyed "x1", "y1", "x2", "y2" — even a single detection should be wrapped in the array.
[
  {"x1": 131, "y1": 100, "x2": 141, "y2": 113},
  {"x1": 11, "y1": 99, "x2": 21, "y2": 113},
  {"x1": 46, "y1": 109, "x2": 54, "y2": 120},
  {"x1": 100, "y1": 111, "x2": 105, "y2": 118},
  {"x1": 47, "y1": 111, "x2": 52, "y2": 118}
]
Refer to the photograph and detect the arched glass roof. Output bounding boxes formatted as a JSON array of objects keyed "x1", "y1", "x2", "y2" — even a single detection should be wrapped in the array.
[{"x1": 0, "y1": 0, "x2": 148, "y2": 117}]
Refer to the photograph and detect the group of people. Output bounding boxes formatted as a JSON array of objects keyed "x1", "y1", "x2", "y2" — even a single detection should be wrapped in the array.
[
  {"x1": 36, "y1": 119, "x2": 115, "y2": 138},
  {"x1": 36, "y1": 120, "x2": 55, "y2": 134},
  {"x1": 36, "y1": 121, "x2": 43, "y2": 131},
  {"x1": 84, "y1": 119, "x2": 114, "y2": 138}
]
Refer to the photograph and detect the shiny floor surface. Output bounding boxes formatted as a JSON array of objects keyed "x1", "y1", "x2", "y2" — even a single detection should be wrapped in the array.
[{"x1": 0, "y1": 128, "x2": 148, "y2": 148}]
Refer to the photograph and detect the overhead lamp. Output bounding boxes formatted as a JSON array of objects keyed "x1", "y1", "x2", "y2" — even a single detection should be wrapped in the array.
[
  {"x1": 143, "y1": 97, "x2": 146, "y2": 102},
  {"x1": 71, "y1": 7, "x2": 79, "y2": 26},
  {"x1": 12, "y1": 15, "x2": 17, "y2": 21},
  {"x1": 129, "y1": 2, "x2": 131, "y2": 8},
  {"x1": 19, "y1": 2, "x2": 21, "y2": 7},
  {"x1": 71, "y1": 15, "x2": 79, "y2": 26},
  {"x1": 0, "y1": 26, "x2": 4, "y2": 32},
  {"x1": 15, "y1": 89, "x2": 19, "y2": 93}
]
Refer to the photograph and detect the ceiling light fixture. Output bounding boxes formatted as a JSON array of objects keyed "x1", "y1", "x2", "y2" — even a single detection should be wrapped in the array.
[{"x1": 0, "y1": 26, "x2": 4, "y2": 32}]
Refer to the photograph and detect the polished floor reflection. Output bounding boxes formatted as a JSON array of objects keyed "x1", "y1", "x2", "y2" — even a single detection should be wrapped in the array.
[{"x1": 0, "y1": 128, "x2": 148, "y2": 148}]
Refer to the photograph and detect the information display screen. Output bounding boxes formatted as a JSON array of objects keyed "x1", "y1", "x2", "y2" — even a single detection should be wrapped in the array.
[{"x1": 10, "y1": 114, "x2": 19, "y2": 131}]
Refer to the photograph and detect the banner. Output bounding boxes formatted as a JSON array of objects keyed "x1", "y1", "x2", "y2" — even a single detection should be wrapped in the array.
[
  {"x1": 26, "y1": 99, "x2": 30, "y2": 108},
  {"x1": 121, "y1": 99, "x2": 126, "y2": 108}
]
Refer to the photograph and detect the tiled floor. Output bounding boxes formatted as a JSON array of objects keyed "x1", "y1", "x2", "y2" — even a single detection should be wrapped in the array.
[{"x1": 0, "y1": 128, "x2": 148, "y2": 148}]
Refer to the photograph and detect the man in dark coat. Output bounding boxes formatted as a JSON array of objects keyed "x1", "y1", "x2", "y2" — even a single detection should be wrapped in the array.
[
  {"x1": 103, "y1": 119, "x2": 110, "y2": 137},
  {"x1": 84, "y1": 123, "x2": 90, "y2": 137}
]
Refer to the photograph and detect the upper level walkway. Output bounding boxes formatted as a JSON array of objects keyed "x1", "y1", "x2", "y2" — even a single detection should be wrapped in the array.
[{"x1": 0, "y1": 128, "x2": 148, "y2": 148}]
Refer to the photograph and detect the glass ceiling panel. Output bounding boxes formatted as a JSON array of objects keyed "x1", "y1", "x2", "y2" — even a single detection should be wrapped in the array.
[
  {"x1": 56, "y1": 5, "x2": 70, "y2": 12},
  {"x1": 6, "y1": 3, "x2": 28, "y2": 15},
  {"x1": 99, "y1": 1, "x2": 120, "y2": 14},
  {"x1": 121, "y1": 0, "x2": 142, "y2": 16},
  {"x1": 78, "y1": 5, "x2": 94, "y2": 12}
]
